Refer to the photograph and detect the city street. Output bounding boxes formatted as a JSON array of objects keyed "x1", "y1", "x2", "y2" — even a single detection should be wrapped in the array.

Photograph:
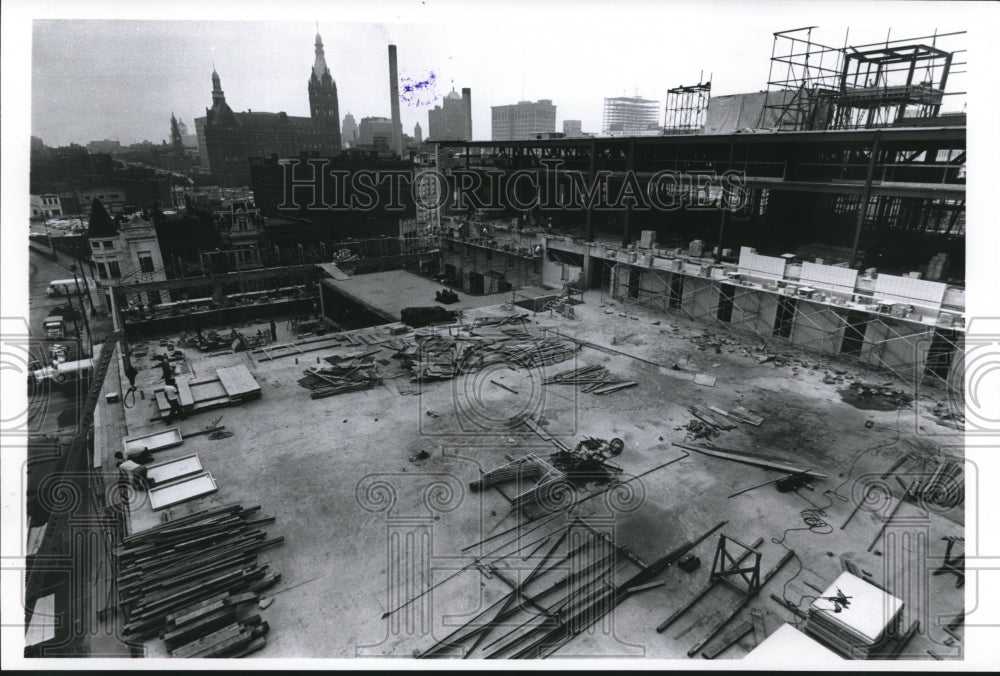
[{"x1": 28, "y1": 247, "x2": 110, "y2": 435}]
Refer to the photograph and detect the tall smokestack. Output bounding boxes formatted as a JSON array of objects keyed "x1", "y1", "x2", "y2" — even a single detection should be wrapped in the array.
[
  {"x1": 388, "y1": 44, "x2": 403, "y2": 158},
  {"x1": 461, "y1": 87, "x2": 472, "y2": 141}
]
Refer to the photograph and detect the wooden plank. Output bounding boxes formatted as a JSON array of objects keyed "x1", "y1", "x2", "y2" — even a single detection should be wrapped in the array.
[
  {"x1": 166, "y1": 592, "x2": 229, "y2": 626},
  {"x1": 146, "y1": 454, "x2": 203, "y2": 484},
  {"x1": 751, "y1": 608, "x2": 766, "y2": 645},
  {"x1": 232, "y1": 636, "x2": 267, "y2": 657},
  {"x1": 216, "y1": 365, "x2": 261, "y2": 398},
  {"x1": 176, "y1": 379, "x2": 195, "y2": 408},
  {"x1": 703, "y1": 620, "x2": 753, "y2": 658},
  {"x1": 690, "y1": 405, "x2": 736, "y2": 430},
  {"x1": 673, "y1": 443, "x2": 827, "y2": 479},
  {"x1": 730, "y1": 406, "x2": 764, "y2": 426},
  {"x1": 148, "y1": 473, "x2": 219, "y2": 510},
  {"x1": 163, "y1": 607, "x2": 236, "y2": 649},
  {"x1": 198, "y1": 630, "x2": 255, "y2": 658},
  {"x1": 122, "y1": 504, "x2": 243, "y2": 543},
  {"x1": 123, "y1": 428, "x2": 183, "y2": 455},
  {"x1": 190, "y1": 380, "x2": 228, "y2": 402},
  {"x1": 154, "y1": 390, "x2": 170, "y2": 413},
  {"x1": 170, "y1": 622, "x2": 243, "y2": 657},
  {"x1": 693, "y1": 373, "x2": 717, "y2": 387}
]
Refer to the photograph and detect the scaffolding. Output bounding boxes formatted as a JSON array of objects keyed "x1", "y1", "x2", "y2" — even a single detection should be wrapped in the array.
[
  {"x1": 664, "y1": 79, "x2": 712, "y2": 135},
  {"x1": 602, "y1": 96, "x2": 661, "y2": 136},
  {"x1": 597, "y1": 255, "x2": 963, "y2": 392},
  {"x1": 762, "y1": 27, "x2": 966, "y2": 131}
]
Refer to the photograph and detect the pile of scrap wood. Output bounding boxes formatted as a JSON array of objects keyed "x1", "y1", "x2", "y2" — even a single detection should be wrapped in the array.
[
  {"x1": 686, "y1": 404, "x2": 764, "y2": 430},
  {"x1": 297, "y1": 350, "x2": 382, "y2": 399},
  {"x1": 399, "y1": 330, "x2": 579, "y2": 382},
  {"x1": 543, "y1": 365, "x2": 637, "y2": 395},
  {"x1": 491, "y1": 337, "x2": 580, "y2": 369},
  {"x1": 117, "y1": 504, "x2": 283, "y2": 643},
  {"x1": 472, "y1": 314, "x2": 530, "y2": 328}
]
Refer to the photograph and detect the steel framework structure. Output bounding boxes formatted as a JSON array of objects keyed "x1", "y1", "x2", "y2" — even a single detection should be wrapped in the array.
[
  {"x1": 602, "y1": 96, "x2": 661, "y2": 136},
  {"x1": 664, "y1": 80, "x2": 712, "y2": 135},
  {"x1": 763, "y1": 27, "x2": 966, "y2": 131}
]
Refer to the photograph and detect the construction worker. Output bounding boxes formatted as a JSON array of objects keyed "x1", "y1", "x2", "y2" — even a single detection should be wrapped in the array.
[
  {"x1": 115, "y1": 452, "x2": 150, "y2": 489},
  {"x1": 163, "y1": 378, "x2": 185, "y2": 424},
  {"x1": 157, "y1": 354, "x2": 173, "y2": 381},
  {"x1": 118, "y1": 446, "x2": 154, "y2": 463}
]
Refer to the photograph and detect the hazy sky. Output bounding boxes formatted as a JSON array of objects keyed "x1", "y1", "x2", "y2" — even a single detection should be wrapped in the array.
[{"x1": 29, "y1": 2, "x2": 970, "y2": 147}]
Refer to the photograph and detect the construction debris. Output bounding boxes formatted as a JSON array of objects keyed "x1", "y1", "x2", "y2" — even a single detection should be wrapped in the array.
[
  {"x1": 551, "y1": 437, "x2": 624, "y2": 475},
  {"x1": 397, "y1": 328, "x2": 580, "y2": 383},
  {"x1": 685, "y1": 420, "x2": 722, "y2": 440},
  {"x1": 543, "y1": 365, "x2": 637, "y2": 395},
  {"x1": 297, "y1": 352, "x2": 382, "y2": 399},
  {"x1": 117, "y1": 504, "x2": 283, "y2": 647},
  {"x1": 840, "y1": 381, "x2": 913, "y2": 411}
]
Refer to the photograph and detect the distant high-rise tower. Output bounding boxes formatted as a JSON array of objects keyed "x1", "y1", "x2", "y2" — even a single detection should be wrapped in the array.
[
  {"x1": 308, "y1": 31, "x2": 342, "y2": 149},
  {"x1": 414, "y1": 122, "x2": 423, "y2": 144},
  {"x1": 342, "y1": 112, "x2": 358, "y2": 148},
  {"x1": 462, "y1": 88, "x2": 473, "y2": 140},
  {"x1": 491, "y1": 100, "x2": 556, "y2": 141},
  {"x1": 428, "y1": 87, "x2": 471, "y2": 141}
]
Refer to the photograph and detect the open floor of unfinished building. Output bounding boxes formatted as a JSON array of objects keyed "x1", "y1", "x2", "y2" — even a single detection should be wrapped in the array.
[{"x1": 77, "y1": 263, "x2": 967, "y2": 661}]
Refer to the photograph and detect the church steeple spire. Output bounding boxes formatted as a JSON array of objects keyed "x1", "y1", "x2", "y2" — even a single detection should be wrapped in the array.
[
  {"x1": 312, "y1": 31, "x2": 330, "y2": 81},
  {"x1": 308, "y1": 29, "x2": 341, "y2": 149},
  {"x1": 207, "y1": 67, "x2": 235, "y2": 125},
  {"x1": 211, "y1": 67, "x2": 225, "y2": 104}
]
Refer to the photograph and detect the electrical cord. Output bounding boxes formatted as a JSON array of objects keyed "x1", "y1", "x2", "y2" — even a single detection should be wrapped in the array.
[{"x1": 770, "y1": 407, "x2": 907, "y2": 627}]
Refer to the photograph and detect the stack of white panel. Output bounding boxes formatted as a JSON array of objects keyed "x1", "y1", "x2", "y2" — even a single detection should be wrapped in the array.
[{"x1": 804, "y1": 572, "x2": 903, "y2": 659}]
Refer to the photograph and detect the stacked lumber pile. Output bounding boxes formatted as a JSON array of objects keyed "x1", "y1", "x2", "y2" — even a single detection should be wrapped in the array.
[
  {"x1": 491, "y1": 337, "x2": 579, "y2": 369},
  {"x1": 805, "y1": 572, "x2": 903, "y2": 659},
  {"x1": 118, "y1": 504, "x2": 283, "y2": 643},
  {"x1": 543, "y1": 365, "x2": 637, "y2": 395},
  {"x1": 297, "y1": 351, "x2": 382, "y2": 399},
  {"x1": 472, "y1": 314, "x2": 530, "y2": 328},
  {"x1": 162, "y1": 595, "x2": 269, "y2": 657}
]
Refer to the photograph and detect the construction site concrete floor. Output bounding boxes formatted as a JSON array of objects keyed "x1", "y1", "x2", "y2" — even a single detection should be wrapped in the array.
[{"x1": 108, "y1": 292, "x2": 964, "y2": 660}]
